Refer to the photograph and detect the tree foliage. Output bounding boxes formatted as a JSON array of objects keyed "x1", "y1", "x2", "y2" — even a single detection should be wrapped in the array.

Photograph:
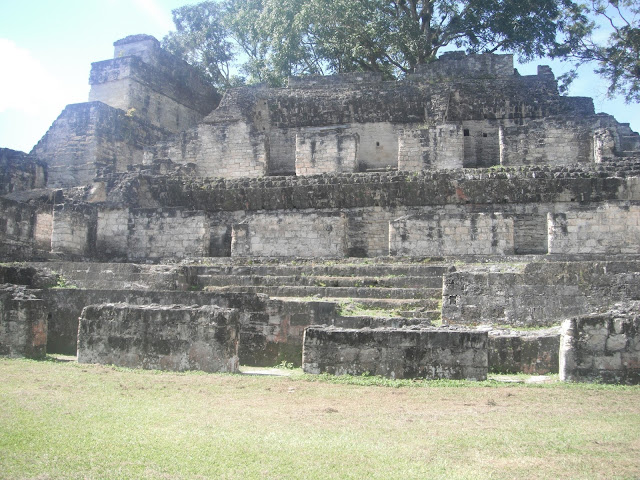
[
  {"x1": 162, "y1": 0, "x2": 640, "y2": 102},
  {"x1": 162, "y1": 1, "x2": 237, "y2": 88},
  {"x1": 554, "y1": 0, "x2": 640, "y2": 103}
]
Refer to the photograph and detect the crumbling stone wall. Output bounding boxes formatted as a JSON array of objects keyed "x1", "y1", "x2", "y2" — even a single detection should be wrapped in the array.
[
  {"x1": 303, "y1": 326, "x2": 488, "y2": 380},
  {"x1": 144, "y1": 52, "x2": 607, "y2": 179},
  {"x1": 411, "y1": 52, "x2": 514, "y2": 80},
  {"x1": 132, "y1": 164, "x2": 640, "y2": 214},
  {"x1": 0, "y1": 285, "x2": 47, "y2": 359},
  {"x1": 78, "y1": 303, "x2": 240, "y2": 373},
  {"x1": 442, "y1": 261, "x2": 640, "y2": 327},
  {"x1": 548, "y1": 203, "x2": 640, "y2": 255},
  {"x1": 32, "y1": 102, "x2": 169, "y2": 188},
  {"x1": 0, "y1": 149, "x2": 46, "y2": 195},
  {"x1": 560, "y1": 302, "x2": 640, "y2": 384},
  {"x1": 0, "y1": 198, "x2": 37, "y2": 260}
]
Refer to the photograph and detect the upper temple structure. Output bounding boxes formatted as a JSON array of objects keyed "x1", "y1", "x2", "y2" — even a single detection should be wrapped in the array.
[{"x1": 1, "y1": 35, "x2": 639, "y2": 383}]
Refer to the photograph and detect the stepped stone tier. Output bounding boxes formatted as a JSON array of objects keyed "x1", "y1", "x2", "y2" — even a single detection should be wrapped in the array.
[{"x1": 1, "y1": 34, "x2": 640, "y2": 381}]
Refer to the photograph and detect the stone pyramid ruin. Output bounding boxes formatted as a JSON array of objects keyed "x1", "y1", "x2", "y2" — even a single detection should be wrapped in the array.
[{"x1": 1, "y1": 34, "x2": 639, "y2": 383}]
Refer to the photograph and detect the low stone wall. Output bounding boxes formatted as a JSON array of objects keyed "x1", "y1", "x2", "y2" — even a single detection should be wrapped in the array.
[
  {"x1": 78, "y1": 303, "x2": 240, "y2": 373},
  {"x1": 303, "y1": 326, "x2": 488, "y2": 380},
  {"x1": 560, "y1": 303, "x2": 640, "y2": 384},
  {"x1": 0, "y1": 285, "x2": 48, "y2": 359},
  {"x1": 488, "y1": 328, "x2": 560, "y2": 374},
  {"x1": 39, "y1": 288, "x2": 336, "y2": 366},
  {"x1": 442, "y1": 261, "x2": 640, "y2": 326}
]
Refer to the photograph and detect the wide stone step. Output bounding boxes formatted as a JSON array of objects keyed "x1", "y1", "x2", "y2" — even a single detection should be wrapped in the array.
[
  {"x1": 331, "y1": 316, "x2": 428, "y2": 329},
  {"x1": 282, "y1": 296, "x2": 441, "y2": 311},
  {"x1": 189, "y1": 263, "x2": 449, "y2": 278},
  {"x1": 397, "y1": 310, "x2": 442, "y2": 321},
  {"x1": 33, "y1": 262, "x2": 182, "y2": 290},
  {"x1": 204, "y1": 285, "x2": 442, "y2": 300},
  {"x1": 196, "y1": 274, "x2": 443, "y2": 289}
]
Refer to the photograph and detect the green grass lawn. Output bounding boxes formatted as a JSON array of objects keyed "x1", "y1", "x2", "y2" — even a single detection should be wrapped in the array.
[{"x1": 1, "y1": 357, "x2": 639, "y2": 479}]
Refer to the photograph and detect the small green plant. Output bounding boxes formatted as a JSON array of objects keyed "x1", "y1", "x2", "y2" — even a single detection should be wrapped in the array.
[
  {"x1": 49, "y1": 272, "x2": 78, "y2": 289},
  {"x1": 275, "y1": 361, "x2": 295, "y2": 370},
  {"x1": 50, "y1": 277, "x2": 77, "y2": 289},
  {"x1": 125, "y1": 107, "x2": 136, "y2": 117}
]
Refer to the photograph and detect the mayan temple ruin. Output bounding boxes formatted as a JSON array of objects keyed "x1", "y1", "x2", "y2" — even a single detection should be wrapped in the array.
[{"x1": 1, "y1": 34, "x2": 639, "y2": 383}]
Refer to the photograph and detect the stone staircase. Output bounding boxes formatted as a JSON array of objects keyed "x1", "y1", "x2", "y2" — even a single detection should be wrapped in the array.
[{"x1": 191, "y1": 260, "x2": 447, "y2": 323}]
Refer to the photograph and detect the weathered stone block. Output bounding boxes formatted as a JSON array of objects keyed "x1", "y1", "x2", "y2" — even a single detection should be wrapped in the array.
[
  {"x1": 488, "y1": 328, "x2": 560, "y2": 374},
  {"x1": 0, "y1": 285, "x2": 47, "y2": 359},
  {"x1": 303, "y1": 326, "x2": 488, "y2": 380},
  {"x1": 78, "y1": 303, "x2": 240, "y2": 373},
  {"x1": 560, "y1": 302, "x2": 640, "y2": 384}
]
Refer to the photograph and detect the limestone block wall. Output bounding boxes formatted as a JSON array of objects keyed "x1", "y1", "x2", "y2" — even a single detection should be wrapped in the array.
[
  {"x1": 78, "y1": 303, "x2": 240, "y2": 373},
  {"x1": 96, "y1": 208, "x2": 130, "y2": 258},
  {"x1": 0, "y1": 198, "x2": 36, "y2": 260},
  {"x1": 51, "y1": 204, "x2": 96, "y2": 257},
  {"x1": 148, "y1": 121, "x2": 268, "y2": 178},
  {"x1": 32, "y1": 102, "x2": 169, "y2": 188},
  {"x1": 0, "y1": 149, "x2": 46, "y2": 195},
  {"x1": 295, "y1": 127, "x2": 358, "y2": 175},
  {"x1": 389, "y1": 212, "x2": 514, "y2": 256},
  {"x1": 128, "y1": 209, "x2": 210, "y2": 260},
  {"x1": 442, "y1": 262, "x2": 640, "y2": 327},
  {"x1": 303, "y1": 326, "x2": 488, "y2": 380},
  {"x1": 500, "y1": 117, "x2": 594, "y2": 166},
  {"x1": 89, "y1": 74, "x2": 204, "y2": 133},
  {"x1": 548, "y1": 203, "x2": 640, "y2": 255},
  {"x1": 34, "y1": 211, "x2": 53, "y2": 253},
  {"x1": 560, "y1": 303, "x2": 640, "y2": 384},
  {"x1": 0, "y1": 286, "x2": 47, "y2": 359},
  {"x1": 267, "y1": 128, "x2": 297, "y2": 175},
  {"x1": 352, "y1": 122, "x2": 398, "y2": 170},
  {"x1": 462, "y1": 121, "x2": 500, "y2": 168},
  {"x1": 231, "y1": 212, "x2": 347, "y2": 257},
  {"x1": 398, "y1": 124, "x2": 464, "y2": 171}
]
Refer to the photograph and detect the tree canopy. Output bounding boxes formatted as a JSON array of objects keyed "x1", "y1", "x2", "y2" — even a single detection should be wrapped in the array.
[
  {"x1": 553, "y1": 0, "x2": 640, "y2": 103},
  {"x1": 162, "y1": 0, "x2": 640, "y2": 102}
]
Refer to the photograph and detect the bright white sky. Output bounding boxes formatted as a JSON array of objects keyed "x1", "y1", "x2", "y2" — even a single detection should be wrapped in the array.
[{"x1": 0, "y1": 0, "x2": 638, "y2": 153}]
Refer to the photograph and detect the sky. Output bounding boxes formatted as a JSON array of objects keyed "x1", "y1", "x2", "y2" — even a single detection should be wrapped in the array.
[{"x1": 0, "y1": 0, "x2": 638, "y2": 153}]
